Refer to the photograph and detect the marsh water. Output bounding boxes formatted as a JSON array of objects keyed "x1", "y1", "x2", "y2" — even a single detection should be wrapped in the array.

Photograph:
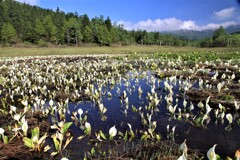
[{"x1": 49, "y1": 70, "x2": 240, "y2": 158}]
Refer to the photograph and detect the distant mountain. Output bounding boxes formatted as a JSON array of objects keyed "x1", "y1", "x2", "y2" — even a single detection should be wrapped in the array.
[
  {"x1": 226, "y1": 25, "x2": 240, "y2": 34},
  {"x1": 167, "y1": 25, "x2": 240, "y2": 41}
]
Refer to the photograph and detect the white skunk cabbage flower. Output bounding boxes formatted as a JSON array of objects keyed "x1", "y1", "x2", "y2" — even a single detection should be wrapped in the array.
[
  {"x1": 217, "y1": 83, "x2": 222, "y2": 93},
  {"x1": 177, "y1": 152, "x2": 187, "y2": 160},
  {"x1": 84, "y1": 122, "x2": 91, "y2": 135},
  {"x1": 207, "y1": 144, "x2": 217, "y2": 160},
  {"x1": 78, "y1": 108, "x2": 83, "y2": 116},
  {"x1": 206, "y1": 104, "x2": 212, "y2": 115},
  {"x1": 10, "y1": 106, "x2": 17, "y2": 112},
  {"x1": 21, "y1": 100, "x2": 28, "y2": 106},
  {"x1": 235, "y1": 149, "x2": 240, "y2": 160},
  {"x1": 85, "y1": 122, "x2": 91, "y2": 129},
  {"x1": 22, "y1": 121, "x2": 28, "y2": 136},
  {"x1": 138, "y1": 86, "x2": 143, "y2": 95},
  {"x1": 49, "y1": 99, "x2": 54, "y2": 107},
  {"x1": 179, "y1": 139, "x2": 188, "y2": 157},
  {"x1": 109, "y1": 125, "x2": 117, "y2": 138},
  {"x1": 226, "y1": 113, "x2": 233, "y2": 124},
  {"x1": 127, "y1": 123, "x2": 132, "y2": 131},
  {"x1": 234, "y1": 100, "x2": 239, "y2": 111},
  {"x1": 14, "y1": 114, "x2": 21, "y2": 121},
  {"x1": 0, "y1": 128, "x2": 5, "y2": 135},
  {"x1": 183, "y1": 99, "x2": 187, "y2": 108}
]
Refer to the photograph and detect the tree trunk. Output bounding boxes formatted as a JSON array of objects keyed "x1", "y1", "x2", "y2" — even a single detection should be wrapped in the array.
[
  {"x1": 75, "y1": 34, "x2": 78, "y2": 46},
  {"x1": 67, "y1": 30, "x2": 70, "y2": 44}
]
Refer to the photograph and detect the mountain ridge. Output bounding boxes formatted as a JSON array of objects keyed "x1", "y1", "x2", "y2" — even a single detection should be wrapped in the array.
[{"x1": 166, "y1": 25, "x2": 240, "y2": 41}]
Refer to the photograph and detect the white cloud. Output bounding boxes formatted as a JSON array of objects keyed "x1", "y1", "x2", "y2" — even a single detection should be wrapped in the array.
[
  {"x1": 117, "y1": 18, "x2": 237, "y2": 32},
  {"x1": 213, "y1": 7, "x2": 236, "y2": 20},
  {"x1": 198, "y1": 21, "x2": 237, "y2": 30},
  {"x1": 118, "y1": 18, "x2": 198, "y2": 32},
  {"x1": 15, "y1": 0, "x2": 39, "y2": 5}
]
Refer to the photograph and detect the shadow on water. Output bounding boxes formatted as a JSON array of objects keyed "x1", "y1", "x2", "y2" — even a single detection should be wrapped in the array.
[{"x1": 49, "y1": 70, "x2": 240, "y2": 158}]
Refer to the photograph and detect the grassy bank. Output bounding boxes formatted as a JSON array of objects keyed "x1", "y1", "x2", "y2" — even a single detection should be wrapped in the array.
[{"x1": 0, "y1": 46, "x2": 239, "y2": 58}]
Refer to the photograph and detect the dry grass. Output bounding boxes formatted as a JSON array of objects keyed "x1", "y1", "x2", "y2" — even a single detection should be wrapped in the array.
[
  {"x1": 0, "y1": 46, "x2": 238, "y2": 58},
  {"x1": 87, "y1": 140, "x2": 202, "y2": 160}
]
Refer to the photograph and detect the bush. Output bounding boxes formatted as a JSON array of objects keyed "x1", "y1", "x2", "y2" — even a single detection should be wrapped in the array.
[
  {"x1": 23, "y1": 41, "x2": 33, "y2": 47},
  {"x1": 37, "y1": 39, "x2": 48, "y2": 47}
]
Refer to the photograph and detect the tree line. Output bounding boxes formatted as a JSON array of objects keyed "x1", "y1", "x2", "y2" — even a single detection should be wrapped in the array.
[
  {"x1": 0, "y1": 0, "x2": 239, "y2": 47},
  {"x1": 200, "y1": 26, "x2": 240, "y2": 47},
  {"x1": 0, "y1": 0, "x2": 191, "y2": 47}
]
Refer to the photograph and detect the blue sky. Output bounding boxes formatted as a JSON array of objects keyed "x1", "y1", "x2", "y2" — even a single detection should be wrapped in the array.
[{"x1": 16, "y1": 0, "x2": 240, "y2": 31}]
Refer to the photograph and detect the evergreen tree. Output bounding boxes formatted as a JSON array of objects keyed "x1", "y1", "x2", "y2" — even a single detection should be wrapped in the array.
[
  {"x1": 213, "y1": 35, "x2": 228, "y2": 47},
  {"x1": 105, "y1": 16, "x2": 112, "y2": 31},
  {"x1": 91, "y1": 16, "x2": 105, "y2": 42},
  {"x1": 0, "y1": 0, "x2": 4, "y2": 29},
  {"x1": 0, "y1": 0, "x2": 10, "y2": 27},
  {"x1": 8, "y1": 0, "x2": 23, "y2": 35},
  {"x1": 110, "y1": 27, "x2": 119, "y2": 44},
  {"x1": 231, "y1": 34, "x2": 240, "y2": 47},
  {"x1": 35, "y1": 19, "x2": 46, "y2": 41},
  {"x1": 83, "y1": 25, "x2": 93, "y2": 43},
  {"x1": 43, "y1": 15, "x2": 57, "y2": 43},
  {"x1": 1, "y1": 23, "x2": 17, "y2": 44},
  {"x1": 82, "y1": 14, "x2": 90, "y2": 29},
  {"x1": 212, "y1": 26, "x2": 226, "y2": 40},
  {"x1": 143, "y1": 32, "x2": 155, "y2": 45},
  {"x1": 0, "y1": 0, "x2": 201, "y2": 47},
  {"x1": 53, "y1": 7, "x2": 65, "y2": 44},
  {"x1": 22, "y1": 21, "x2": 34, "y2": 42},
  {"x1": 97, "y1": 25, "x2": 111, "y2": 46},
  {"x1": 64, "y1": 18, "x2": 83, "y2": 45}
]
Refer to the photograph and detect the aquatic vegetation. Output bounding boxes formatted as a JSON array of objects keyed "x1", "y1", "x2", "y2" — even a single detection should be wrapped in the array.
[
  {"x1": 84, "y1": 122, "x2": 91, "y2": 135},
  {"x1": 0, "y1": 54, "x2": 239, "y2": 159},
  {"x1": 207, "y1": 144, "x2": 219, "y2": 160},
  {"x1": 21, "y1": 120, "x2": 28, "y2": 136},
  {"x1": 109, "y1": 125, "x2": 117, "y2": 140},
  {"x1": 0, "y1": 128, "x2": 8, "y2": 144},
  {"x1": 179, "y1": 139, "x2": 188, "y2": 158},
  {"x1": 178, "y1": 152, "x2": 187, "y2": 160},
  {"x1": 23, "y1": 127, "x2": 48, "y2": 153}
]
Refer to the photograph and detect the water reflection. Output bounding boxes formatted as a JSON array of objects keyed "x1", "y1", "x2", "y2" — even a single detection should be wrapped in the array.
[{"x1": 49, "y1": 70, "x2": 240, "y2": 157}]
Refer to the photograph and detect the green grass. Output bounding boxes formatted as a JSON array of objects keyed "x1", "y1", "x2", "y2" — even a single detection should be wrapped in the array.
[{"x1": 0, "y1": 46, "x2": 239, "y2": 58}]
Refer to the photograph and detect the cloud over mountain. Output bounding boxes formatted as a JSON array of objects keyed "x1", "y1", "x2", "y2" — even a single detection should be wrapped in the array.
[{"x1": 118, "y1": 18, "x2": 237, "y2": 32}]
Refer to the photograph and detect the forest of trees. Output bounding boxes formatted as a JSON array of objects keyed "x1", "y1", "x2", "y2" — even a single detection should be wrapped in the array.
[
  {"x1": 0, "y1": 0, "x2": 240, "y2": 47},
  {"x1": 199, "y1": 26, "x2": 240, "y2": 47}
]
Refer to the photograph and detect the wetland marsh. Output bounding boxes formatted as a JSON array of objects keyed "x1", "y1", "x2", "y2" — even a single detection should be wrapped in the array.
[{"x1": 0, "y1": 50, "x2": 240, "y2": 159}]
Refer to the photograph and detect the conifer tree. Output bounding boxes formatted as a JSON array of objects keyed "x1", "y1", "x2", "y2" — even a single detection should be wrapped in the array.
[
  {"x1": 1, "y1": 23, "x2": 17, "y2": 44},
  {"x1": 83, "y1": 25, "x2": 93, "y2": 43}
]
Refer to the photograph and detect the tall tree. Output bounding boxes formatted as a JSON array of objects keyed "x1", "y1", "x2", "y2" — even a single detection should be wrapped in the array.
[
  {"x1": 1, "y1": 23, "x2": 17, "y2": 44},
  {"x1": 105, "y1": 16, "x2": 112, "y2": 31},
  {"x1": 91, "y1": 15, "x2": 105, "y2": 42},
  {"x1": 35, "y1": 19, "x2": 46, "y2": 41},
  {"x1": 110, "y1": 27, "x2": 119, "y2": 44},
  {"x1": 231, "y1": 34, "x2": 240, "y2": 47},
  {"x1": 0, "y1": 0, "x2": 197, "y2": 47},
  {"x1": 0, "y1": 0, "x2": 5, "y2": 29},
  {"x1": 97, "y1": 25, "x2": 111, "y2": 46},
  {"x1": 212, "y1": 26, "x2": 226, "y2": 40},
  {"x1": 0, "y1": 0, "x2": 10, "y2": 40},
  {"x1": 43, "y1": 15, "x2": 57, "y2": 43},
  {"x1": 83, "y1": 25, "x2": 93, "y2": 43},
  {"x1": 64, "y1": 18, "x2": 83, "y2": 45},
  {"x1": 53, "y1": 7, "x2": 65, "y2": 44},
  {"x1": 82, "y1": 14, "x2": 90, "y2": 29},
  {"x1": 21, "y1": 21, "x2": 34, "y2": 42}
]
